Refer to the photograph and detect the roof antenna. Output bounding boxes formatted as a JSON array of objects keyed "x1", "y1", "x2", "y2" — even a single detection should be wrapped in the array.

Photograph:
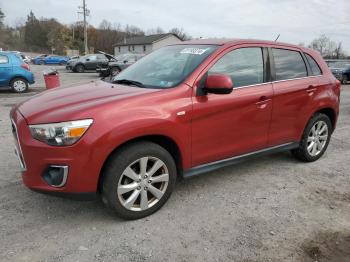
[{"x1": 274, "y1": 34, "x2": 280, "y2": 42}]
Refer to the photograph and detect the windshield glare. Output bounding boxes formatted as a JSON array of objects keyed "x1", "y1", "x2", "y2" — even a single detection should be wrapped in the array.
[{"x1": 113, "y1": 45, "x2": 218, "y2": 89}]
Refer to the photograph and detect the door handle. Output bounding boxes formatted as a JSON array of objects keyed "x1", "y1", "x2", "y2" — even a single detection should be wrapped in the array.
[
  {"x1": 306, "y1": 85, "x2": 317, "y2": 93},
  {"x1": 255, "y1": 96, "x2": 271, "y2": 105}
]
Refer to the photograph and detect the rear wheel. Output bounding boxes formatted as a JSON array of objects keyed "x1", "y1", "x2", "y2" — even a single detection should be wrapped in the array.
[
  {"x1": 11, "y1": 78, "x2": 28, "y2": 93},
  {"x1": 39, "y1": 60, "x2": 45, "y2": 65},
  {"x1": 292, "y1": 113, "x2": 332, "y2": 162},
  {"x1": 342, "y1": 75, "x2": 348, "y2": 85},
  {"x1": 102, "y1": 142, "x2": 176, "y2": 219},
  {"x1": 75, "y1": 64, "x2": 85, "y2": 73}
]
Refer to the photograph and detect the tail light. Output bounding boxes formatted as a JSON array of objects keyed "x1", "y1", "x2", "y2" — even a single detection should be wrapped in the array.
[
  {"x1": 335, "y1": 79, "x2": 341, "y2": 89},
  {"x1": 21, "y1": 63, "x2": 30, "y2": 71}
]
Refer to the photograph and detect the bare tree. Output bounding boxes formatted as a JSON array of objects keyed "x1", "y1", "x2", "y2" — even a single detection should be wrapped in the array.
[
  {"x1": 169, "y1": 27, "x2": 191, "y2": 41},
  {"x1": 309, "y1": 34, "x2": 329, "y2": 56},
  {"x1": 146, "y1": 27, "x2": 165, "y2": 35},
  {"x1": 334, "y1": 42, "x2": 344, "y2": 59},
  {"x1": 308, "y1": 34, "x2": 347, "y2": 58}
]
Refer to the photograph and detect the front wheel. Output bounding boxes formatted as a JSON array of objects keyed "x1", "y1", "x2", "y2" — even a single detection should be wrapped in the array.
[
  {"x1": 292, "y1": 113, "x2": 332, "y2": 162},
  {"x1": 342, "y1": 75, "x2": 348, "y2": 85},
  {"x1": 11, "y1": 78, "x2": 28, "y2": 93},
  {"x1": 102, "y1": 142, "x2": 177, "y2": 219},
  {"x1": 75, "y1": 64, "x2": 85, "y2": 73}
]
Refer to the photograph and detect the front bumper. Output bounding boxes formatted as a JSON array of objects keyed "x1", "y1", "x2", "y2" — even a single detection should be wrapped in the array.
[{"x1": 10, "y1": 109, "x2": 100, "y2": 196}]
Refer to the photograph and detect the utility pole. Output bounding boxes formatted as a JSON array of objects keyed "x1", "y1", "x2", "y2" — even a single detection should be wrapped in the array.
[{"x1": 78, "y1": 0, "x2": 89, "y2": 54}]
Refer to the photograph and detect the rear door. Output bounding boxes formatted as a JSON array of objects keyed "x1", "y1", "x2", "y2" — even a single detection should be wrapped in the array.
[
  {"x1": 268, "y1": 47, "x2": 319, "y2": 146},
  {"x1": 0, "y1": 54, "x2": 12, "y2": 86},
  {"x1": 191, "y1": 46, "x2": 273, "y2": 166}
]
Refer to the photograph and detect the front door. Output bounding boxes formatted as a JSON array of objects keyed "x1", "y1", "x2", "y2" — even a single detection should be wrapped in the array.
[
  {"x1": 191, "y1": 47, "x2": 273, "y2": 167},
  {"x1": 0, "y1": 54, "x2": 12, "y2": 86}
]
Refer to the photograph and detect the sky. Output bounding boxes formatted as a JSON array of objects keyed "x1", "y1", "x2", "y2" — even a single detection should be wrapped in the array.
[{"x1": 1, "y1": 0, "x2": 350, "y2": 52}]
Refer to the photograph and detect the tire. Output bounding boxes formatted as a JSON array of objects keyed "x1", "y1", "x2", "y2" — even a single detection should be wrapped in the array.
[
  {"x1": 102, "y1": 141, "x2": 177, "y2": 220},
  {"x1": 59, "y1": 61, "x2": 64, "y2": 66},
  {"x1": 342, "y1": 75, "x2": 348, "y2": 85},
  {"x1": 75, "y1": 64, "x2": 85, "y2": 73},
  {"x1": 39, "y1": 60, "x2": 45, "y2": 65},
  {"x1": 10, "y1": 78, "x2": 28, "y2": 93},
  {"x1": 110, "y1": 67, "x2": 121, "y2": 76},
  {"x1": 292, "y1": 113, "x2": 332, "y2": 162}
]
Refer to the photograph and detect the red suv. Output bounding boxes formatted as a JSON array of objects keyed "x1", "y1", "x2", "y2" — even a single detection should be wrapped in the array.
[{"x1": 11, "y1": 39, "x2": 340, "y2": 219}]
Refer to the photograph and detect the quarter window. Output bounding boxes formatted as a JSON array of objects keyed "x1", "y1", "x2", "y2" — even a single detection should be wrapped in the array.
[
  {"x1": 0, "y1": 55, "x2": 9, "y2": 64},
  {"x1": 272, "y1": 48, "x2": 307, "y2": 80},
  {"x1": 208, "y1": 48, "x2": 264, "y2": 88},
  {"x1": 305, "y1": 53, "x2": 322, "y2": 76}
]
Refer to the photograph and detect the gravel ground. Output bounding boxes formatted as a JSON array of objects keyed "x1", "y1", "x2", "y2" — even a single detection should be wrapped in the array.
[{"x1": 0, "y1": 65, "x2": 349, "y2": 262}]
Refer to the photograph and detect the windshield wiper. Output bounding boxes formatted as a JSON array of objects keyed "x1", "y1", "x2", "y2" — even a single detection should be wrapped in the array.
[{"x1": 113, "y1": 79, "x2": 146, "y2": 88}]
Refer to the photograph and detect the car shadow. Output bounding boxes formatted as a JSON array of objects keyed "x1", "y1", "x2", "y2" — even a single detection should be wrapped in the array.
[{"x1": 17, "y1": 150, "x2": 298, "y2": 223}]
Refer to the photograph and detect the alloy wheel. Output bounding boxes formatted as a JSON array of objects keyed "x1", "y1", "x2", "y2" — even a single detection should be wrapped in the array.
[
  {"x1": 307, "y1": 120, "x2": 329, "y2": 156},
  {"x1": 117, "y1": 156, "x2": 169, "y2": 211}
]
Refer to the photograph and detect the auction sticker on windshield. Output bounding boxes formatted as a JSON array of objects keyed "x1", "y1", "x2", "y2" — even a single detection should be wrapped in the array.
[{"x1": 180, "y1": 48, "x2": 209, "y2": 55}]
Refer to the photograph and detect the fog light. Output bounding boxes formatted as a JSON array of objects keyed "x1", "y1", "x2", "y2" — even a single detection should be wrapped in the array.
[{"x1": 42, "y1": 165, "x2": 68, "y2": 187}]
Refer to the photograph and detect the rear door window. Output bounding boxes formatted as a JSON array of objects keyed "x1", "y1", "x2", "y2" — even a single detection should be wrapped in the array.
[
  {"x1": 305, "y1": 53, "x2": 322, "y2": 76},
  {"x1": 0, "y1": 55, "x2": 9, "y2": 64},
  {"x1": 208, "y1": 47, "x2": 264, "y2": 88},
  {"x1": 272, "y1": 48, "x2": 307, "y2": 80}
]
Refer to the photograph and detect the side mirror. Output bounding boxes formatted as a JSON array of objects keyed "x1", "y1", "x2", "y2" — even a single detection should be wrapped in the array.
[
  {"x1": 86, "y1": 58, "x2": 90, "y2": 61},
  {"x1": 123, "y1": 60, "x2": 128, "y2": 64},
  {"x1": 204, "y1": 74, "x2": 233, "y2": 94}
]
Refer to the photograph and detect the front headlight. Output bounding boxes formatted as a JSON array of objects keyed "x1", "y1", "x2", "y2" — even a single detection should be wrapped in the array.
[{"x1": 29, "y1": 119, "x2": 93, "y2": 146}]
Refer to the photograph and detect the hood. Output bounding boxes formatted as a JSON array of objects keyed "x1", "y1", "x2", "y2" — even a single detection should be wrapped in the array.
[
  {"x1": 17, "y1": 80, "x2": 159, "y2": 124},
  {"x1": 98, "y1": 50, "x2": 117, "y2": 61}
]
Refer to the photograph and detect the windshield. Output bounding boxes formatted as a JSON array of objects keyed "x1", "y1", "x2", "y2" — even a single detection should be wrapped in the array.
[{"x1": 113, "y1": 45, "x2": 218, "y2": 89}]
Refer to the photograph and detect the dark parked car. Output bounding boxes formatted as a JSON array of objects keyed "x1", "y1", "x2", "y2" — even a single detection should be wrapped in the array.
[
  {"x1": 97, "y1": 53, "x2": 144, "y2": 78},
  {"x1": 327, "y1": 60, "x2": 350, "y2": 84},
  {"x1": 11, "y1": 39, "x2": 340, "y2": 219},
  {"x1": 66, "y1": 53, "x2": 112, "y2": 73}
]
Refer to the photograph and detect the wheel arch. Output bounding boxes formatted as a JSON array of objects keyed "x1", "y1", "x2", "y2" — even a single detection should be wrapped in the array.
[
  {"x1": 97, "y1": 134, "x2": 183, "y2": 193},
  {"x1": 9, "y1": 76, "x2": 29, "y2": 85},
  {"x1": 300, "y1": 107, "x2": 336, "y2": 138},
  {"x1": 315, "y1": 107, "x2": 336, "y2": 131}
]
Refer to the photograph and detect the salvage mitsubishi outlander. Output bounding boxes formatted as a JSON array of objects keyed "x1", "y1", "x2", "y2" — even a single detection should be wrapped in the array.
[{"x1": 11, "y1": 39, "x2": 341, "y2": 219}]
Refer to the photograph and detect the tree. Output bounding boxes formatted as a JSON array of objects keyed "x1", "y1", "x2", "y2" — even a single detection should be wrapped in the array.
[
  {"x1": 24, "y1": 11, "x2": 48, "y2": 51},
  {"x1": 125, "y1": 24, "x2": 144, "y2": 37},
  {"x1": 309, "y1": 34, "x2": 330, "y2": 56},
  {"x1": 0, "y1": 8, "x2": 5, "y2": 28},
  {"x1": 309, "y1": 34, "x2": 347, "y2": 58},
  {"x1": 146, "y1": 27, "x2": 165, "y2": 35},
  {"x1": 169, "y1": 27, "x2": 191, "y2": 41},
  {"x1": 334, "y1": 42, "x2": 344, "y2": 59}
]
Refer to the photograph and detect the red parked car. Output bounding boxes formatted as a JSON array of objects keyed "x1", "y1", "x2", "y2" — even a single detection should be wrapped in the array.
[{"x1": 11, "y1": 39, "x2": 340, "y2": 219}]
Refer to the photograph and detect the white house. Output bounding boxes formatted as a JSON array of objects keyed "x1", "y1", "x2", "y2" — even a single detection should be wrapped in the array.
[{"x1": 114, "y1": 33, "x2": 182, "y2": 56}]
